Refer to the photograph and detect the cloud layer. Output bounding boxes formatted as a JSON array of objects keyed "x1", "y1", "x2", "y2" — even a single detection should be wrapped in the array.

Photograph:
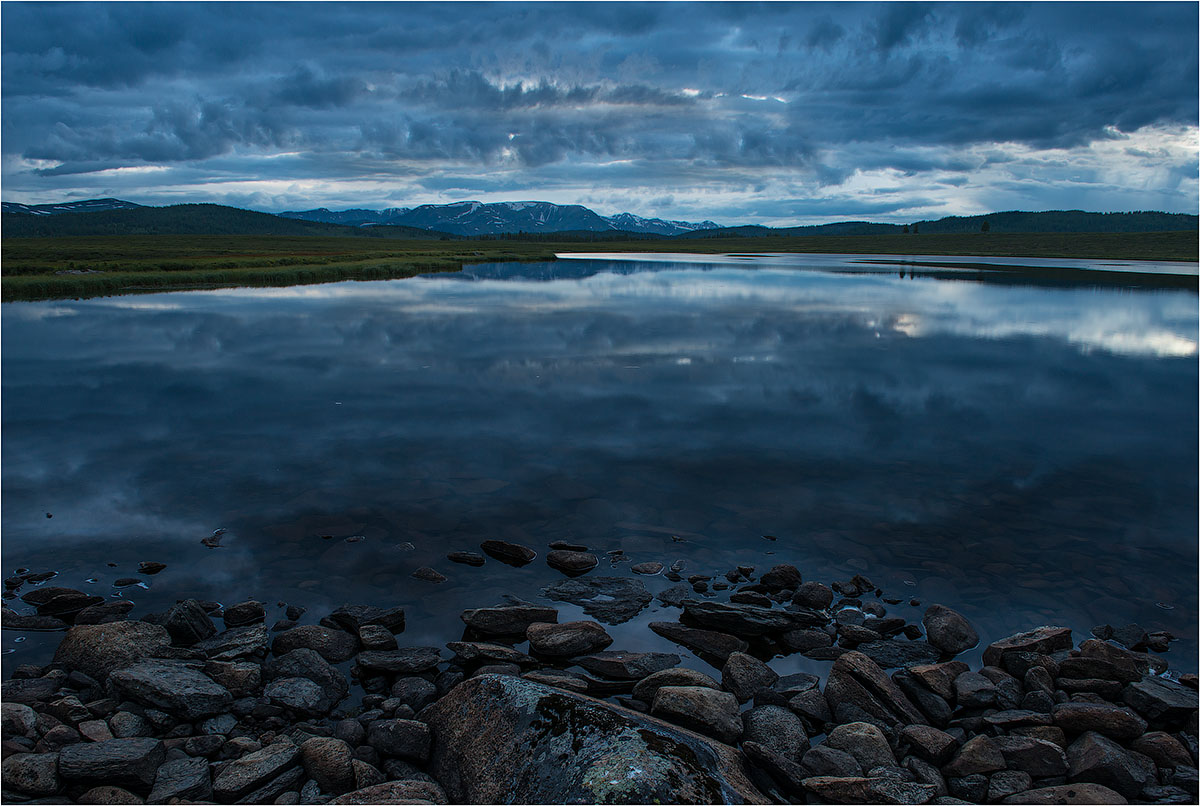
[{"x1": 3, "y1": 2, "x2": 1197, "y2": 223}]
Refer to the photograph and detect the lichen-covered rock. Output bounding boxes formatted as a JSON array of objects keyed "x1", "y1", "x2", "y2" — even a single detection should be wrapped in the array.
[
  {"x1": 423, "y1": 673, "x2": 768, "y2": 803},
  {"x1": 53, "y1": 622, "x2": 172, "y2": 682},
  {"x1": 2, "y1": 752, "x2": 63, "y2": 797},
  {"x1": 328, "y1": 779, "x2": 449, "y2": 804}
]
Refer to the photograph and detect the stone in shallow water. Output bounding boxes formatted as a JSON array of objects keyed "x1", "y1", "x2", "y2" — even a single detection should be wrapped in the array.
[
  {"x1": 526, "y1": 621, "x2": 612, "y2": 657},
  {"x1": 545, "y1": 550, "x2": 599, "y2": 576},
  {"x1": 541, "y1": 577, "x2": 652, "y2": 624},
  {"x1": 446, "y1": 551, "x2": 485, "y2": 566},
  {"x1": 681, "y1": 600, "x2": 824, "y2": 636},
  {"x1": 410, "y1": 567, "x2": 447, "y2": 583},
  {"x1": 460, "y1": 604, "x2": 558, "y2": 636},
  {"x1": 479, "y1": 539, "x2": 536, "y2": 566},
  {"x1": 648, "y1": 622, "x2": 748, "y2": 665},
  {"x1": 631, "y1": 561, "x2": 663, "y2": 575},
  {"x1": 576, "y1": 650, "x2": 679, "y2": 680},
  {"x1": 921, "y1": 605, "x2": 978, "y2": 655},
  {"x1": 854, "y1": 640, "x2": 941, "y2": 669}
]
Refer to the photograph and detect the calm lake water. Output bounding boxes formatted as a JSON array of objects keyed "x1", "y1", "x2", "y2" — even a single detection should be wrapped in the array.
[{"x1": 3, "y1": 253, "x2": 1197, "y2": 677}]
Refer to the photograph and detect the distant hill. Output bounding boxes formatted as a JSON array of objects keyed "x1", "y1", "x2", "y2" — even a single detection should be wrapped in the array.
[
  {"x1": 280, "y1": 201, "x2": 721, "y2": 236},
  {"x1": 2, "y1": 198, "x2": 144, "y2": 216},
  {"x1": 3, "y1": 198, "x2": 1195, "y2": 240},
  {"x1": 911, "y1": 210, "x2": 1198, "y2": 234},
  {"x1": 1, "y1": 204, "x2": 452, "y2": 239}
]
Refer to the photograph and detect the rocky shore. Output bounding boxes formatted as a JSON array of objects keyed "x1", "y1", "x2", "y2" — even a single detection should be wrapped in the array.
[{"x1": 2, "y1": 541, "x2": 1197, "y2": 805}]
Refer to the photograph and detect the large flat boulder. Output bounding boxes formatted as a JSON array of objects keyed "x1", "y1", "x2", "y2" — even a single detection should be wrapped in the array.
[
  {"x1": 107, "y1": 661, "x2": 232, "y2": 721},
  {"x1": 824, "y1": 650, "x2": 926, "y2": 728},
  {"x1": 423, "y1": 673, "x2": 768, "y2": 803},
  {"x1": 53, "y1": 622, "x2": 172, "y2": 682}
]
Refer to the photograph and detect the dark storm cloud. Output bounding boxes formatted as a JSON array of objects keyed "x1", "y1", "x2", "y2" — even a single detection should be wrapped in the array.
[{"x1": 2, "y1": 2, "x2": 1196, "y2": 220}]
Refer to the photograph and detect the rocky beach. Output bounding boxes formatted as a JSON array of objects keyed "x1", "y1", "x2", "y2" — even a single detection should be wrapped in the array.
[{"x1": 2, "y1": 538, "x2": 1197, "y2": 805}]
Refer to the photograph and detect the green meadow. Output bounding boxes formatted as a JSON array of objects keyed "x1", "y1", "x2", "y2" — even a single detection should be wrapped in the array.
[{"x1": 3, "y1": 230, "x2": 1195, "y2": 301}]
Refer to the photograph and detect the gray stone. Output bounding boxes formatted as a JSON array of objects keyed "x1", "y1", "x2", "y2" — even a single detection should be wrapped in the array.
[
  {"x1": 545, "y1": 550, "x2": 599, "y2": 576},
  {"x1": 146, "y1": 756, "x2": 211, "y2": 804},
  {"x1": 900, "y1": 724, "x2": 958, "y2": 765},
  {"x1": 921, "y1": 605, "x2": 978, "y2": 656},
  {"x1": 300, "y1": 737, "x2": 355, "y2": 796},
  {"x1": 793, "y1": 581, "x2": 834, "y2": 610},
  {"x1": 1000, "y1": 782, "x2": 1128, "y2": 804},
  {"x1": 993, "y1": 735, "x2": 1069, "y2": 778},
  {"x1": 982, "y1": 626, "x2": 1073, "y2": 668},
  {"x1": 802, "y1": 744, "x2": 863, "y2": 777},
  {"x1": 740, "y1": 740, "x2": 809, "y2": 797},
  {"x1": 365, "y1": 719, "x2": 430, "y2": 762},
  {"x1": 780, "y1": 628, "x2": 834, "y2": 653},
  {"x1": 53, "y1": 622, "x2": 172, "y2": 682},
  {"x1": 446, "y1": 641, "x2": 536, "y2": 667},
  {"x1": 908, "y1": 661, "x2": 970, "y2": 701},
  {"x1": 357, "y1": 624, "x2": 396, "y2": 651},
  {"x1": 59, "y1": 738, "x2": 165, "y2": 790},
  {"x1": 108, "y1": 661, "x2": 233, "y2": 720},
  {"x1": 108, "y1": 712, "x2": 150, "y2": 739},
  {"x1": 825, "y1": 650, "x2": 927, "y2": 728},
  {"x1": 825, "y1": 721, "x2": 897, "y2": 771},
  {"x1": 356, "y1": 647, "x2": 441, "y2": 675},
  {"x1": 264, "y1": 649, "x2": 347, "y2": 711},
  {"x1": 272, "y1": 626, "x2": 358, "y2": 663},
  {"x1": 526, "y1": 620, "x2": 612, "y2": 657},
  {"x1": 1067, "y1": 730, "x2": 1156, "y2": 799},
  {"x1": 389, "y1": 677, "x2": 438, "y2": 712},
  {"x1": 758, "y1": 564, "x2": 802, "y2": 591},
  {"x1": 479, "y1": 539, "x2": 536, "y2": 566},
  {"x1": 648, "y1": 621, "x2": 749, "y2": 664},
  {"x1": 328, "y1": 780, "x2": 450, "y2": 804},
  {"x1": 2, "y1": 752, "x2": 62, "y2": 797},
  {"x1": 423, "y1": 674, "x2": 767, "y2": 803},
  {"x1": 410, "y1": 566, "x2": 447, "y2": 583},
  {"x1": 631, "y1": 561, "x2": 663, "y2": 575},
  {"x1": 222, "y1": 601, "x2": 266, "y2": 628},
  {"x1": 1053, "y1": 702, "x2": 1148, "y2": 741},
  {"x1": 325, "y1": 604, "x2": 405, "y2": 634},
  {"x1": 541, "y1": 577, "x2": 652, "y2": 624},
  {"x1": 943, "y1": 735, "x2": 1006, "y2": 778},
  {"x1": 447, "y1": 551, "x2": 485, "y2": 567},
  {"x1": 721, "y1": 651, "x2": 779, "y2": 704},
  {"x1": 650, "y1": 685, "x2": 743, "y2": 744},
  {"x1": 2, "y1": 702, "x2": 38, "y2": 739},
  {"x1": 576, "y1": 650, "x2": 679, "y2": 680},
  {"x1": 265, "y1": 678, "x2": 328, "y2": 716},
  {"x1": 631, "y1": 668, "x2": 719, "y2": 705},
  {"x1": 801, "y1": 776, "x2": 938, "y2": 804},
  {"x1": 74, "y1": 601, "x2": 137, "y2": 626},
  {"x1": 460, "y1": 604, "x2": 558, "y2": 636},
  {"x1": 1124, "y1": 675, "x2": 1199, "y2": 728},
  {"x1": 742, "y1": 705, "x2": 810, "y2": 760},
  {"x1": 857, "y1": 640, "x2": 942, "y2": 669},
  {"x1": 211, "y1": 739, "x2": 301, "y2": 802},
  {"x1": 681, "y1": 600, "x2": 824, "y2": 636},
  {"x1": 989, "y1": 771, "x2": 1033, "y2": 803},
  {"x1": 193, "y1": 624, "x2": 270, "y2": 661},
  {"x1": 77, "y1": 784, "x2": 144, "y2": 803},
  {"x1": 165, "y1": 600, "x2": 217, "y2": 646}
]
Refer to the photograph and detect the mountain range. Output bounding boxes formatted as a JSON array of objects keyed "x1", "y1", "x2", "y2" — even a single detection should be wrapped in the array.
[
  {"x1": 2, "y1": 198, "x2": 1196, "y2": 240},
  {"x1": 278, "y1": 200, "x2": 720, "y2": 236}
]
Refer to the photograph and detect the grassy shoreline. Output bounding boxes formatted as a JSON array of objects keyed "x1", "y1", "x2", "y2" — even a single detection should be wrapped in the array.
[{"x1": 3, "y1": 231, "x2": 1196, "y2": 302}]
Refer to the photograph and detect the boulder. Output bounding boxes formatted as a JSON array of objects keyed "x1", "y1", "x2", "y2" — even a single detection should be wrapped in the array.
[
  {"x1": 272, "y1": 625, "x2": 358, "y2": 662},
  {"x1": 545, "y1": 550, "x2": 599, "y2": 576},
  {"x1": 107, "y1": 661, "x2": 232, "y2": 720},
  {"x1": 943, "y1": 735, "x2": 1006, "y2": 778},
  {"x1": 460, "y1": 605, "x2": 558, "y2": 636},
  {"x1": 801, "y1": 744, "x2": 863, "y2": 778},
  {"x1": 921, "y1": 605, "x2": 978, "y2": 656},
  {"x1": 982, "y1": 626, "x2": 1073, "y2": 668},
  {"x1": 222, "y1": 601, "x2": 266, "y2": 628},
  {"x1": 681, "y1": 600, "x2": 824, "y2": 636},
  {"x1": 526, "y1": 621, "x2": 612, "y2": 657},
  {"x1": 446, "y1": 641, "x2": 537, "y2": 667},
  {"x1": 146, "y1": 757, "x2": 211, "y2": 804},
  {"x1": 423, "y1": 674, "x2": 767, "y2": 803},
  {"x1": 77, "y1": 785, "x2": 144, "y2": 804},
  {"x1": 576, "y1": 651, "x2": 679, "y2": 680},
  {"x1": 326, "y1": 604, "x2": 406, "y2": 634},
  {"x1": 825, "y1": 721, "x2": 896, "y2": 771},
  {"x1": 59, "y1": 738, "x2": 165, "y2": 791},
  {"x1": 649, "y1": 622, "x2": 749, "y2": 664},
  {"x1": 356, "y1": 647, "x2": 442, "y2": 675},
  {"x1": 632, "y1": 668, "x2": 720, "y2": 705},
  {"x1": 1001, "y1": 782, "x2": 1128, "y2": 804},
  {"x1": 164, "y1": 600, "x2": 216, "y2": 646},
  {"x1": 992, "y1": 735, "x2": 1069, "y2": 778},
  {"x1": 907, "y1": 661, "x2": 969, "y2": 701},
  {"x1": 1123, "y1": 675, "x2": 1198, "y2": 728},
  {"x1": 1066, "y1": 731, "x2": 1156, "y2": 799},
  {"x1": 800, "y1": 776, "x2": 938, "y2": 804},
  {"x1": 2, "y1": 752, "x2": 63, "y2": 797},
  {"x1": 365, "y1": 719, "x2": 430, "y2": 762},
  {"x1": 328, "y1": 780, "x2": 449, "y2": 804},
  {"x1": 722, "y1": 652, "x2": 779, "y2": 704},
  {"x1": 211, "y1": 739, "x2": 301, "y2": 802},
  {"x1": 824, "y1": 650, "x2": 927, "y2": 728},
  {"x1": 856, "y1": 640, "x2": 941, "y2": 669},
  {"x1": 192, "y1": 624, "x2": 270, "y2": 661},
  {"x1": 1052, "y1": 702, "x2": 1148, "y2": 741},
  {"x1": 651, "y1": 686, "x2": 743, "y2": 745},
  {"x1": 741, "y1": 705, "x2": 810, "y2": 760},
  {"x1": 541, "y1": 577, "x2": 652, "y2": 624},
  {"x1": 264, "y1": 648, "x2": 347, "y2": 710},
  {"x1": 300, "y1": 737, "x2": 356, "y2": 796},
  {"x1": 479, "y1": 539, "x2": 536, "y2": 566},
  {"x1": 899, "y1": 724, "x2": 958, "y2": 765},
  {"x1": 264, "y1": 677, "x2": 327, "y2": 716},
  {"x1": 53, "y1": 622, "x2": 172, "y2": 682}
]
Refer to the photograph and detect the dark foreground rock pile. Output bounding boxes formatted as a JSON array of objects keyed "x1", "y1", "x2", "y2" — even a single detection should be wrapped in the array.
[{"x1": 1, "y1": 558, "x2": 1196, "y2": 804}]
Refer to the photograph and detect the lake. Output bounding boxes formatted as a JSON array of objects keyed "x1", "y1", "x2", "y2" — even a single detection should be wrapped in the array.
[{"x1": 3, "y1": 252, "x2": 1196, "y2": 678}]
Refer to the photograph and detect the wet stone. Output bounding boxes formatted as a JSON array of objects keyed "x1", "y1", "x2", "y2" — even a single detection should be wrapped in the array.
[
  {"x1": 575, "y1": 650, "x2": 679, "y2": 680},
  {"x1": 545, "y1": 550, "x2": 599, "y2": 576},
  {"x1": 222, "y1": 601, "x2": 266, "y2": 628},
  {"x1": 722, "y1": 651, "x2": 779, "y2": 704},
  {"x1": 410, "y1": 567, "x2": 447, "y2": 583},
  {"x1": 526, "y1": 620, "x2": 612, "y2": 657},
  {"x1": 446, "y1": 551, "x2": 485, "y2": 567},
  {"x1": 479, "y1": 540, "x2": 536, "y2": 566},
  {"x1": 651, "y1": 685, "x2": 743, "y2": 744},
  {"x1": 922, "y1": 605, "x2": 979, "y2": 656},
  {"x1": 356, "y1": 647, "x2": 441, "y2": 675},
  {"x1": 541, "y1": 577, "x2": 652, "y2": 624},
  {"x1": 325, "y1": 604, "x2": 405, "y2": 634},
  {"x1": 631, "y1": 561, "x2": 663, "y2": 575},
  {"x1": 648, "y1": 621, "x2": 748, "y2": 664},
  {"x1": 460, "y1": 604, "x2": 558, "y2": 636},
  {"x1": 273, "y1": 626, "x2": 358, "y2": 663},
  {"x1": 59, "y1": 737, "x2": 166, "y2": 790}
]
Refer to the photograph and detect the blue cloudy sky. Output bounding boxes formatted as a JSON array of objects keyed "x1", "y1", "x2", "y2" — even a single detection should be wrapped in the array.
[{"x1": 2, "y1": 2, "x2": 1197, "y2": 225}]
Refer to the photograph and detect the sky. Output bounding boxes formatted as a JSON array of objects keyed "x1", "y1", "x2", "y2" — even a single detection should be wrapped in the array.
[{"x1": 2, "y1": 1, "x2": 1197, "y2": 226}]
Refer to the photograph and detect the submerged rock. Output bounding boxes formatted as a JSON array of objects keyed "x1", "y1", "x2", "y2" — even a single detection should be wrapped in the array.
[
  {"x1": 541, "y1": 577, "x2": 652, "y2": 624},
  {"x1": 479, "y1": 540, "x2": 536, "y2": 566},
  {"x1": 424, "y1": 673, "x2": 767, "y2": 803},
  {"x1": 545, "y1": 550, "x2": 599, "y2": 576}
]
